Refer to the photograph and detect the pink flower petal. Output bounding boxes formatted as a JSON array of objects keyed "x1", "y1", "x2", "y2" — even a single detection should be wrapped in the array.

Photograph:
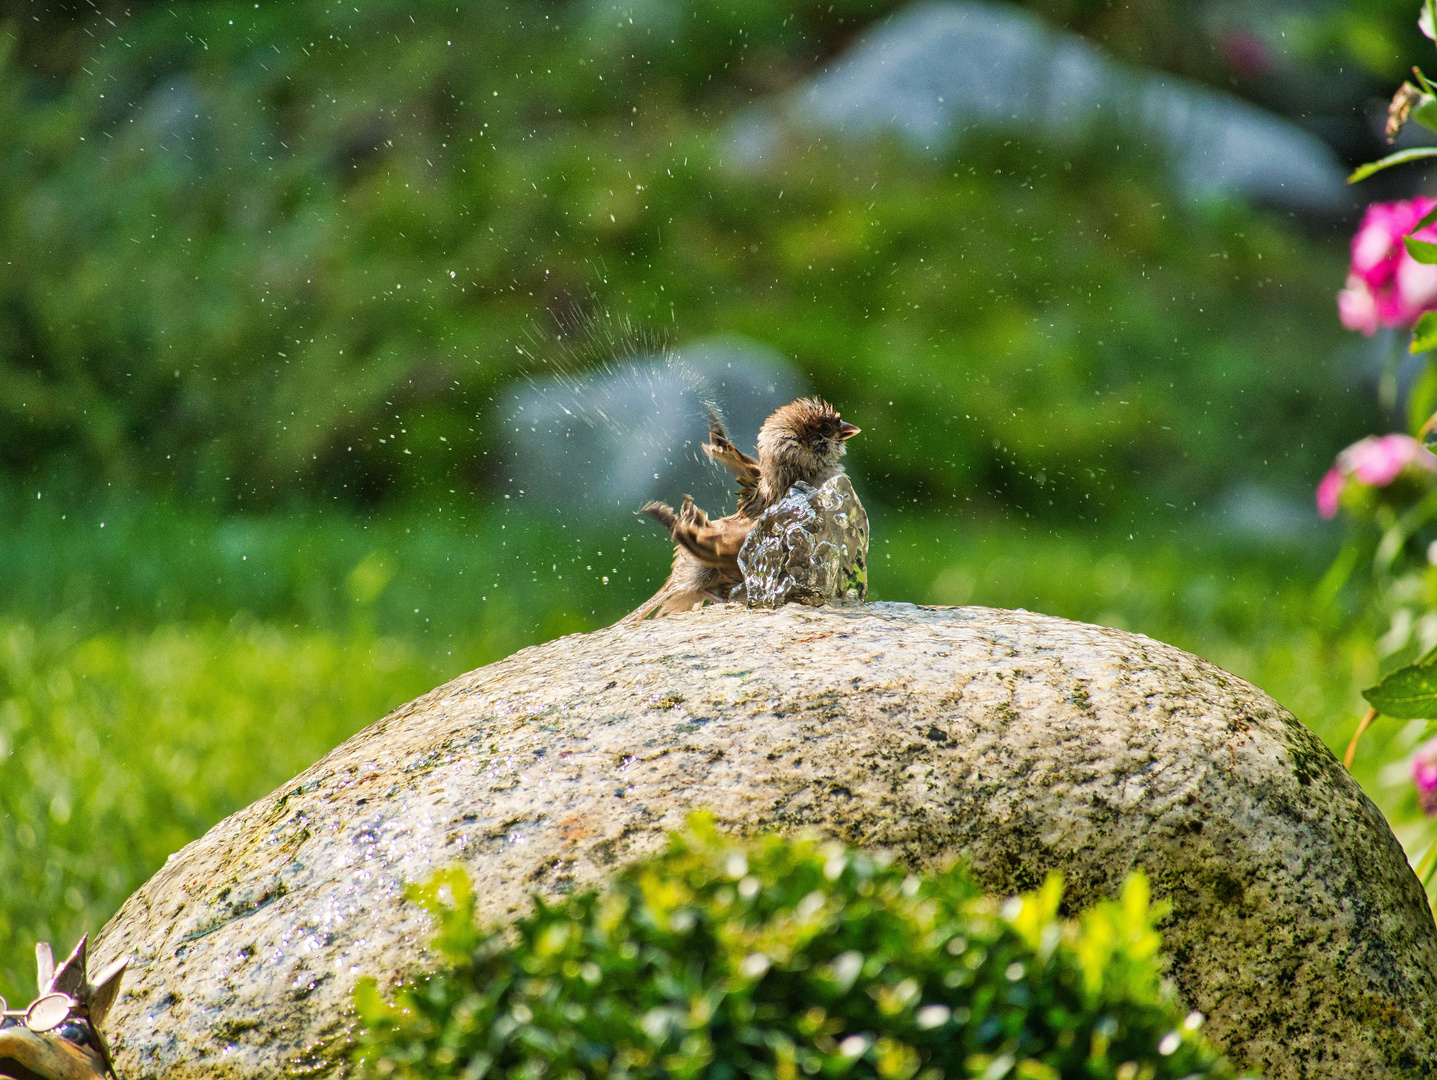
[
  {"x1": 1353, "y1": 217, "x2": 1400, "y2": 286},
  {"x1": 1334, "y1": 434, "x2": 1437, "y2": 490},
  {"x1": 1338, "y1": 276, "x2": 1380, "y2": 335},
  {"x1": 1344, "y1": 198, "x2": 1437, "y2": 328},
  {"x1": 1413, "y1": 736, "x2": 1437, "y2": 815},
  {"x1": 1346, "y1": 434, "x2": 1418, "y2": 486},
  {"x1": 1316, "y1": 466, "x2": 1345, "y2": 518},
  {"x1": 1397, "y1": 258, "x2": 1437, "y2": 323}
]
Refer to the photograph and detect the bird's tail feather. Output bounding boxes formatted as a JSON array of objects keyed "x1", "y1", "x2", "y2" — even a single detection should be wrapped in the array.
[{"x1": 620, "y1": 585, "x2": 703, "y2": 625}]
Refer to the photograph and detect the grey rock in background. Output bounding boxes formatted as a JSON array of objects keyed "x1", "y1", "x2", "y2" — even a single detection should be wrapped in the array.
[
  {"x1": 738, "y1": 475, "x2": 869, "y2": 607},
  {"x1": 735, "y1": 0, "x2": 1346, "y2": 210},
  {"x1": 501, "y1": 336, "x2": 805, "y2": 514},
  {"x1": 1215, "y1": 482, "x2": 1324, "y2": 543},
  {"x1": 93, "y1": 603, "x2": 1437, "y2": 1079}
]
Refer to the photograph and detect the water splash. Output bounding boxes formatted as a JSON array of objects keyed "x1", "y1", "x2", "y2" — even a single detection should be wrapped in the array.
[
  {"x1": 500, "y1": 328, "x2": 805, "y2": 513},
  {"x1": 736, "y1": 475, "x2": 869, "y2": 609}
]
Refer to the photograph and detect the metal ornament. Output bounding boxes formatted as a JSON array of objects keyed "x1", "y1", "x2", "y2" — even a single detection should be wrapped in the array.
[
  {"x1": 25, "y1": 995, "x2": 77, "y2": 1034},
  {"x1": 0, "y1": 935, "x2": 129, "y2": 1080}
]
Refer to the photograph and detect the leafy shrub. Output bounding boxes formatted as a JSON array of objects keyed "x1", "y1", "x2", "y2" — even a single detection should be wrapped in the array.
[
  {"x1": 0, "y1": 1, "x2": 1370, "y2": 517},
  {"x1": 354, "y1": 820, "x2": 1236, "y2": 1080}
]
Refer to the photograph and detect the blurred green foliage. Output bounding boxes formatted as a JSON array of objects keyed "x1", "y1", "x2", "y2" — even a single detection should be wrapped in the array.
[
  {"x1": 354, "y1": 820, "x2": 1234, "y2": 1080},
  {"x1": 0, "y1": 0, "x2": 1370, "y2": 517},
  {"x1": 1298, "y1": 0, "x2": 1434, "y2": 81},
  {"x1": 0, "y1": 611, "x2": 436, "y2": 998}
]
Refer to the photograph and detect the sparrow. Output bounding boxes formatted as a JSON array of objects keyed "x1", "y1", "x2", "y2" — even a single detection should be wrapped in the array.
[{"x1": 622, "y1": 397, "x2": 859, "y2": 623}]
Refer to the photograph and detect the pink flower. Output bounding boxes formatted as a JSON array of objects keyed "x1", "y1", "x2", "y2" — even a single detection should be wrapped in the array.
[
  {"x1": 1316, "y1": 465, "x2": 1345, "y2": 519},
  {"x1": 1348, "y1": 433, "x2": 1433, "y2": 485},
  {"x1": 1337, "y1": 278, "x2": 1379, "y2": 333},
  {"x1": 1314, "y1": 434, "x2": 1437, "y2": 518},
  {"x1": 1338, "y1": 198, "x2": 1437, "y2": 334},
  {"x1": 1218, "y1": 31, "x2": 1272, "y2": 80},
  {"x1": 1413, "y1": 737, "x2": 1437, "y2": 815},
  {"x1": 1337, "y1": 274, "x2": 1380, "y2": 335}
]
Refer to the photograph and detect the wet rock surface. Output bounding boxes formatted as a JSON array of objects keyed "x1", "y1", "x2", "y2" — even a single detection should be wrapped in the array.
[
  {"x1": 736, "y1": 475, "x2": 868, "y2": 608},
  {"x1": 93, "y1": 603, "x2": 1437, "y2": 1079}
]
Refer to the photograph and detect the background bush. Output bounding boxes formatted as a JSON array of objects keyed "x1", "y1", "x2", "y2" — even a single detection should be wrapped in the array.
[
  {"x1": 0, "y1": 0, "x2": 1373, "y2": 514},
  {"x1": 353, "y1": 821, "x2": 1234, "y2": 1080}
]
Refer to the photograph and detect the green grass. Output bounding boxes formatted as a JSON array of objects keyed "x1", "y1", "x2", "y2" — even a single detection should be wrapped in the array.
[
  {"x1": 1, "y1": 491, "x2": 1423, "y2": 1002},
  {"x1": 0, "y1": 615, "x2": 436, "y2": 998}
]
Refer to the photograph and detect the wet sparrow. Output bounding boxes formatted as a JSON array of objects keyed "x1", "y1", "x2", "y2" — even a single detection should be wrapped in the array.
[{"x1": 623, "y1": 397, "x2": 859, "y2": 622}]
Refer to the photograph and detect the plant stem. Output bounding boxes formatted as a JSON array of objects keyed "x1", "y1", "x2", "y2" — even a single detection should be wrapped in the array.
[
  {"x1": 1344, "y1": 707, "x2": 1379, "y2": 770},
  {"x1": 1421, "y1": 844, "x2": 1437, "y2": 888}
]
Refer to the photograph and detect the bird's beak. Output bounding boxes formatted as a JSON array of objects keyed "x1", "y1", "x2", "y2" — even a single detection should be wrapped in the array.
[{"x1": 838, "y1": 421, "x2": 861, "y2": 441}]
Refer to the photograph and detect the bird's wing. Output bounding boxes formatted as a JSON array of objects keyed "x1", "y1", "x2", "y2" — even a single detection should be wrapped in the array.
[
  {"x1": 620, "y1": 540, "x2": 731, "y2": 624},
  {"x1": 677, "y1": 493, "x2": 711, "y2": 526},
  {"x1": 643, "y1": 495, "x2": 713, "y2": 534},
  {"x1": 702, "y1": 408, "x2": 761, "y2": 495},
  {"x1": 703, "y1": 437, "x2": 760, "y2": 482},
  {"x1": 639, "y1": 500, "x2": 678, "y2": 532},
  {"x1": 671, "y1": 513, "x2": 753, "y2": 572}
]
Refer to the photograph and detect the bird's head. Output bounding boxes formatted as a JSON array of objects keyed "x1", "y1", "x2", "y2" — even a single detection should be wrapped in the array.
[{"x1": 756, "y1": 397, "x2": 860, "y2": 486}]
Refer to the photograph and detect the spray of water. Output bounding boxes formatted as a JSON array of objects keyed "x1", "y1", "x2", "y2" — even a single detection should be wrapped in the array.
[
  {"x1": 502, "y1": 307, "x2": 737, "y2": 514},
  {"x1": 512, "y1": 308, "x2": 722, "y2": 442},
  {"x1": 489, "y1": 305, "x2": 805, "y2": 628}
]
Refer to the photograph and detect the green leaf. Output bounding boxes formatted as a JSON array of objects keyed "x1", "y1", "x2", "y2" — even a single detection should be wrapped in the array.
[
  {"x1": 1413, "y1": 98, "x2": 1437, "y2": 133},
  {"x1": 1415, "y1": 203, "x2": 1437, "y2": 236},
  {"x1": 1414, "y1": 312, "x2": 1437, "y2": 354},
  {"x1": 1363, "y1": 654, "x2": 1437, "y2": 718},
  {"x1": 1408, "y1": 361, "x2": 1437, "y2": 431},
  {"x1": 1348, "y1": 147, "x2": 1437, "y2": 183},
  {"x1": 353, "y1": 977, "x2": 396, "y2": 1024},
  {"x1": 1406, "y1": 236, "x2": 1437, "y2": 264}
]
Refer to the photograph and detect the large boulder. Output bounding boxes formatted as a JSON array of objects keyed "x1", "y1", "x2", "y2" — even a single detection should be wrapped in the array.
[
  {"x1": 731, "y1": 1, "x2": 1349, "y2": 210},
  {"x1": 92, "y1": 602, "x2": 1437, "y2": 1078}
]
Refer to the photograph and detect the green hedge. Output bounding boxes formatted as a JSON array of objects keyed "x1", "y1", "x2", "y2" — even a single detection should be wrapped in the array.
[
  {"x1": 0, "y1": 1, "x2": 1369, "y2": 518},
  {"x1": 354, "y1": 820, "x2": 1236, "y2": 1080}
]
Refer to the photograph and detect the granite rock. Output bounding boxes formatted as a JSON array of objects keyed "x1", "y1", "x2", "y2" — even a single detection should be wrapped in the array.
[{"x1": 92, "y1": 602, "x2": 1437, "y2": 1078}]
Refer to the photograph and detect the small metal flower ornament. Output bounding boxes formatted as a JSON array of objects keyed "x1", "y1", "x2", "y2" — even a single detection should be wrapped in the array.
[{"x1": 0, "y1": 936, "x2": 127, "y2": 1080}]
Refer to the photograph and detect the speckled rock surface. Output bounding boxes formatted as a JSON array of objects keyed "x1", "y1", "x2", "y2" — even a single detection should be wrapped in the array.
[{"x1": 93, "y1": 602, "x2": 1437, "y2": 1079}]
